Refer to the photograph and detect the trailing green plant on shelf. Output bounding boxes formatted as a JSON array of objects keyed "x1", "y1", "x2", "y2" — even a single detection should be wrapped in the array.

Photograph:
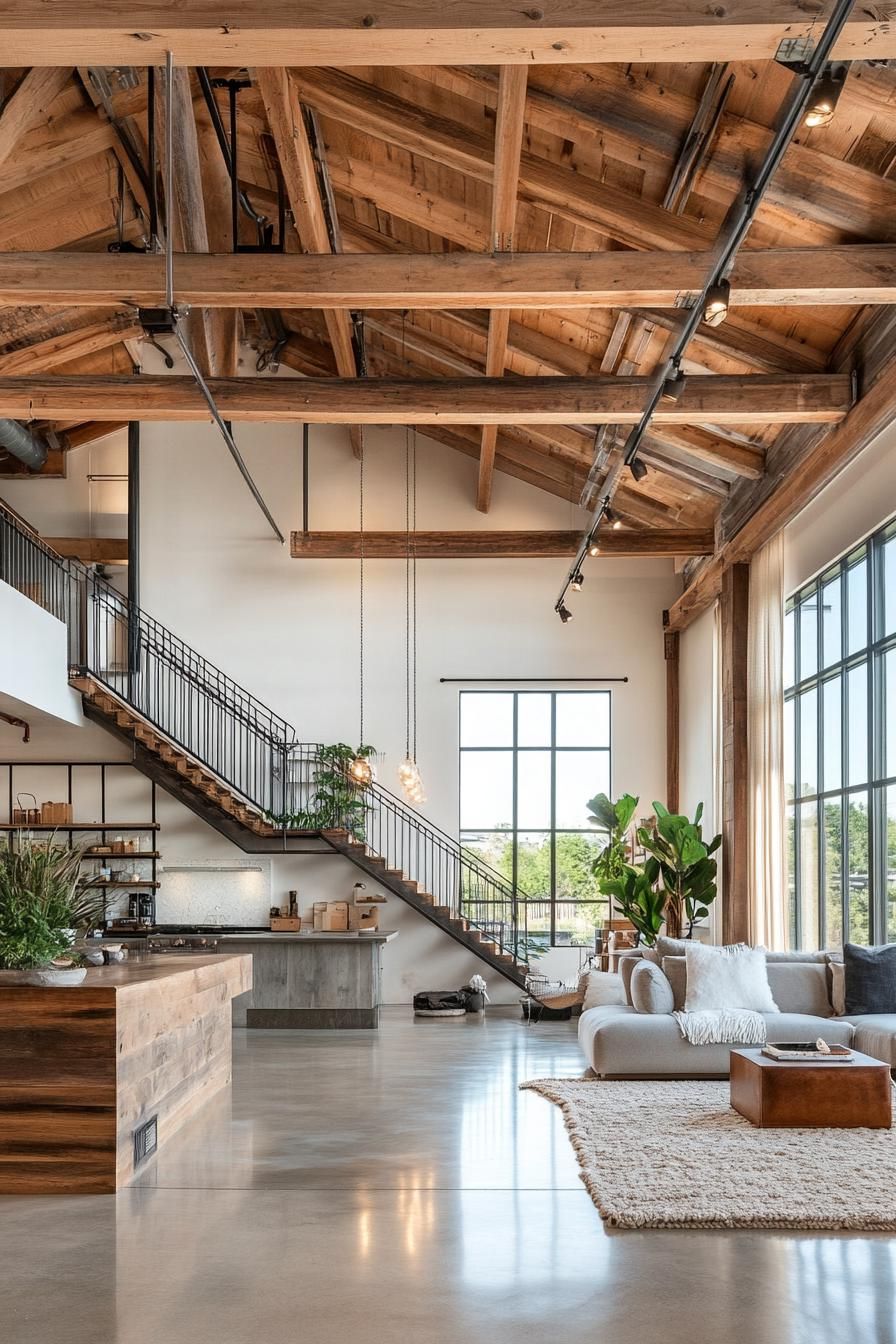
[
  {"x1": 267, "y1": 743, "x2": 377, "y2": 838},
  {"x1": 0, "y1": 833, "x2": 106, "y2": 971},
  {"x1": 586, "y1": 793, "x2": 720, "y2": 944}
]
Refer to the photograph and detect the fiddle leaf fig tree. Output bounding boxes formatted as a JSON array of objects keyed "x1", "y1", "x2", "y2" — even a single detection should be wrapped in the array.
[
  {"x1": 636, "y1": 801, "x2": 721, "y2": 940},
  {"x1": 587, "y1": 791, "x2": 638, "y2": 886},
  {"x1": 586, "y1": 792, "x2": 721, "y2": 944},
  {"x1": 601, "y1": 858, "x2": 666, "y2": 947}
]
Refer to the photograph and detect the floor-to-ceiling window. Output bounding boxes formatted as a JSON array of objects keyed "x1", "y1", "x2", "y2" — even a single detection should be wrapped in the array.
[
  {"x1": 785, "y1": 517, "x2": 896, "y2": 948},
  {"x1": 459, "y1": 689, "x2": 611, "y2": 952}
]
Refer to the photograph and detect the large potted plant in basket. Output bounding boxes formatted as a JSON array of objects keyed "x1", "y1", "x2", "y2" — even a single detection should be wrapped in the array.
[
  {"x1": 587, "y1": 793, "x2": 720, "y2": 944},
  {"x1": 0, "y1": 833, "x2": 106, "y2": 985}
]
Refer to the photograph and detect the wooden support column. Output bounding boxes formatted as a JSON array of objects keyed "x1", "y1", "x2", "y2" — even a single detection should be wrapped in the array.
[
  {"x1": 664, "y1": 626, "x2": 680, "y2": 813},
  {"x1": 721, "y1": 563, "x2": 750, "y2": 946}
]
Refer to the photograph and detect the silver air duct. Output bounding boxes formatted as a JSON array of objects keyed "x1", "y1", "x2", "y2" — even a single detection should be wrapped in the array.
[{"x1": 0, "y1": 420, "x2": 50, "y2": 471}]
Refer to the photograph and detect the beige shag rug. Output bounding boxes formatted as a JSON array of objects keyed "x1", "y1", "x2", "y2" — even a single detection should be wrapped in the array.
[{"x1": 521, "y1": 1077, "x2": 896, "y2": 1231}]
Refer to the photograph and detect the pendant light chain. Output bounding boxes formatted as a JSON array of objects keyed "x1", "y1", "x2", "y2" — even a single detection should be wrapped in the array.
[
  {"x1": 359, "y1": 439, "x2": 364, "y2": 747},
  {"x1": 412, "y1": 428, "x2": 418, "y2": 763},
  {"x1": 405, "y1": 426, "x2": 411, "y2": 762},
  {"x1": 349, "y1": 438, "x2": 374, "y2": 788}
]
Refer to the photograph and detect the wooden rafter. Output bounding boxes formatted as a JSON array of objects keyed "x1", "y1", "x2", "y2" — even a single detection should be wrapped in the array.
[
  {"x1": 290, "y1": 529, "x2": 714, "y2": 558},
  {"x1": 0, "y1": 67, "x2": 72, "y2": 170},
  {"x1": 666, "y1": 320, "x2": 896, "y2": 633},
  {"x1": 254, "y1": 66, "x2": 362, "y2": 457},
  {"x1": 478, "y1": 65, "x2": 527, "y2": 514},
  {"x1": 0, "y1": 317, "x2": 143, "y2": 375},
  {"x1": 1, "y1": 5, "x2": 891, "y2": 67},
  {"x1": 0, "y1": 373, "x2": 852, "y2": 425}
]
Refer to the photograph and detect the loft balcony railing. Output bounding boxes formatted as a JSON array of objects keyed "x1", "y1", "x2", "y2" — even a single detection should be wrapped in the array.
[{"x1": 0, "y1": 500, "x2": 529, "y2": 965}]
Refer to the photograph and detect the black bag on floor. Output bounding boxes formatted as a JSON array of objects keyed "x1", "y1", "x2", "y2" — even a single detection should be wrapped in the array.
[{"x1": 413, "y1": 990, "x2": 468, "y2": 1017}]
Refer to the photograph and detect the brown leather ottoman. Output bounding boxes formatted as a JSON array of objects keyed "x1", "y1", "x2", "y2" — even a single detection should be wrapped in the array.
[{"x1": 730, "y1": 1048, "x2": 893, "y2": 1128}]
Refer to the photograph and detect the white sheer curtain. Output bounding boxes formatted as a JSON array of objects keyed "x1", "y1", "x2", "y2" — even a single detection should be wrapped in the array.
[{"x1": 748, "y1": 535, "x2": 788, "y2": 949}]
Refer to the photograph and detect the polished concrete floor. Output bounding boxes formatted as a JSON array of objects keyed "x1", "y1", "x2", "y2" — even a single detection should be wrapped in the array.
[{"x1": 2, "y1": 1007, "x2": 895, "y2": 1343}]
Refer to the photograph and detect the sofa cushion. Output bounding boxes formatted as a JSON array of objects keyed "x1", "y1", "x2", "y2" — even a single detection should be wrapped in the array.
[
  {"x1": 655, "y1": 935, "x2": 695, "y2": 960},
  {"x1": 582, "y1": 970, "x2": 627, "y2": 1011},
  {"x1": 617, "y1": 950, "x2": 644, "y2": 1004},
  {"x1": 844, "y1": 943, "x2": 896, "y2": 1015},
  {"x1": 764, "y1": 950, "x2": 829, "y2": 963},
  {"x1": 765, "y1": 962, "x2": 833, "y2": 1017},
  {"x1": 839, "y1": 1015, "x2": 896, "y2": 1066},
  {"x1": 577, "y1": 1007, "x2": 852, "y2": 1078},
  {"x1": 630, "y1": 961, "x2": 675, "y2": 1015},
  {"x1": 662, "y1": 956, "x2": 687, "y2": 1010},
  {"x1": 684, "y1": 942, "x2": 778, "y2": 1013}
]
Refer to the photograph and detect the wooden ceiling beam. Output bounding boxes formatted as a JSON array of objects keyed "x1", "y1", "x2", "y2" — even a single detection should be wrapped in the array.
[
  {"x1": 0, "y1": 373, "x2": 851, "y2": 425},
  {"x1": 666, "y1": 318, "x2": 896, "y2": 634},
  {"x1": 0, "y1": 67, "x2": 72, "y2": 170},
  {"x1": 290, "y1": 528, "x2": 714, "y2": 559},
  {"x1": 255, "y1": 66, "x2": 362, "y2": 458},
  {"x1": 0, "y1": 317, "x2": 143, "y2": 375},
  {"x1": 1, "y1": 6, "x2": 891, "y2": 67},
  {"x1": 293, "y1": 68, "x2": 714, "y2": 254},
  {"x1": 156, "y1": 65, "x2": 219, "y2": 378},
  {"x1": 478, "y1": 65, "x2": 527, "y2": 514},
  {"x1": 5, "y1": 246, "x2": 894, "y2": 310}
]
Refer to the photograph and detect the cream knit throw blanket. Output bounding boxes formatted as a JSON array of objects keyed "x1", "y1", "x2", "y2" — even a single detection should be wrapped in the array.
[{"x1": 673, "y1": 1008, "x2": 767, "y2": 1046}]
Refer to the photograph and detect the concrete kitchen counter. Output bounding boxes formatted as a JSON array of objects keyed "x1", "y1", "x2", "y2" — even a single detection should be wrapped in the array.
[{"x1": 225, "y1": 931, "x2": 398, "y2": 1028}]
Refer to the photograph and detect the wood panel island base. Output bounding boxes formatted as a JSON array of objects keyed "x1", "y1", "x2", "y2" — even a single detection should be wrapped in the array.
[
  {"x1": 223, "y1": 932, "x2": 397, "y2": 1029},
  {"x1": 0, "y1": 954, "x2": 252, "y2": 1195}
]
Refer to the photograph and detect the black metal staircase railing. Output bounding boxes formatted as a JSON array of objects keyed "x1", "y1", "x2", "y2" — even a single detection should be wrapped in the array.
[{"x1": 0, "y1": 500, "x2": 530, "y2": 967}]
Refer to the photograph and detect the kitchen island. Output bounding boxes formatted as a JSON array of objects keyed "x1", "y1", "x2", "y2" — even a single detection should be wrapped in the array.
[
  {"x1": 221, "y1": 932, "x2": 398, "y2": 1029},
  {"x1": 0, "y1": 953, "x2": 252, "y2": 1194}
]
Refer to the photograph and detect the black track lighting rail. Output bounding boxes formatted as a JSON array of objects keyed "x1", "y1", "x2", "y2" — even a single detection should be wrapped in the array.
[{"x1": 553, "y1": 0, "x2": 857, "y2": 620}]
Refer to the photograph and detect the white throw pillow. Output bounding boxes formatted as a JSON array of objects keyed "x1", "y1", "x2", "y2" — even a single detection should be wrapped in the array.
[
  {"x1": 683, "y1": 942, "x2": 779, "y2": 1014},
  {"x1": 582, "y1": 971, "x2": 627, "y2": 1011}
]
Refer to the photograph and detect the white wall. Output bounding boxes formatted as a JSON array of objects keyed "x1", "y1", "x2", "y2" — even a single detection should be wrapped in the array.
[
  {"x1": 0, "y1": 431, "x2": 128, "y2": 542},
  {"x1": 784, "y1": 419, "x2": 896, "y2": 594},
  {"x1": 0, "y1": 581, "x2": 84, "y2": 727},
  {"x1": 1, "y1": 418, "x2": 681, "y2": 1002}
]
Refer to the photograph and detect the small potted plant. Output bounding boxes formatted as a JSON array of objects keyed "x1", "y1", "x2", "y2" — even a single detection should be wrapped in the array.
[{"x1": 0, "y1": 833, "x2": 106, "y2": 986}]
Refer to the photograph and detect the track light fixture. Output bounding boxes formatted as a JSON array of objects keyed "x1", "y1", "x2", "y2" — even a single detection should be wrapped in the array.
[
  {"x1": 703, "y1": 278, "x2": 731, "y2": 328},
  {"x1": 588, "y1": 542, "x2": 600, "y2": 557},
  {"x1": 661, "y1": 369, "x2": 686, "y2": 403},
  {"x1": 604, "y1": 505, "x2": 623, "y2": 531},
  {"x1": 557, "y1": 604, "x2": 573, "y2": 624},
  {"x1": 571, "y1": 572, "x2": 584, "y2": 592},
  {"x1": 629, "y1": 458, "x2": 649, "y2": 483},
  {"x1": 804, "y1": 63, "x2": 848, "y2": 127}
]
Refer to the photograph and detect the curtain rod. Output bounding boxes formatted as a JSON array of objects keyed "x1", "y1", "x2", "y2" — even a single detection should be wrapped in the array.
[{"x1": 439, "y1": 677, "x2": 628, "y2": 684}]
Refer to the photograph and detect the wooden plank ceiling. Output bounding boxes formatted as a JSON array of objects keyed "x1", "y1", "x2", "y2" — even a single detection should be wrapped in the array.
[{"x1": 0, "y1": 52, "x2": 894, "y2": 552}]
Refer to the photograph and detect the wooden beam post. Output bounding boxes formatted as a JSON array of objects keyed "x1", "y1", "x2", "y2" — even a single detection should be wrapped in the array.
[
  {"x1": 721, "y1": 563, "x2": 750, "y2": 946},
  {"x1": 664, "y1": 626, "x2": 680, "y2": 813},
  {"x1": 255, "y1": 67, "x2": 363, "y2": 457},
  {"x1": 0, "y1": 67, "x2": 72, "y2": 169},
  {"x1": 478, "y1": 65, "x2": 527, "y2": 513}
]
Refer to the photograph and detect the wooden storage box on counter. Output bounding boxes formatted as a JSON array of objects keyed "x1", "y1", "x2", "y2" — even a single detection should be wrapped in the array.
[
  {"x1": 321, "y1": 902, "x2": 349, "y2": 932},
  {"x1": 270, "y1": 916, "x2": 301, "y2": 932}
]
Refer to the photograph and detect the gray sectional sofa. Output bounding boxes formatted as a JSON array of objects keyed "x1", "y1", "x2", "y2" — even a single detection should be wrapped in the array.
[{"x1": 579, "y1": 952, "x2": 896, "y2": 1079}]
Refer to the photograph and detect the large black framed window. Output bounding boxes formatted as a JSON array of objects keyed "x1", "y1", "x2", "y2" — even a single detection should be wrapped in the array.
[
  {"x1": 785, "y1": 517, "x2": 896, "y2": 948},
  {"x1": 459, "y1": 690, "x2": 611, "y2": 949}
]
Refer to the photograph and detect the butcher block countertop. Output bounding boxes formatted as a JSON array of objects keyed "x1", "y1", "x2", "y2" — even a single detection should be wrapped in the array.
[{"x1": 0, "y1": 954, "x2": 252, "y2": 1195}]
